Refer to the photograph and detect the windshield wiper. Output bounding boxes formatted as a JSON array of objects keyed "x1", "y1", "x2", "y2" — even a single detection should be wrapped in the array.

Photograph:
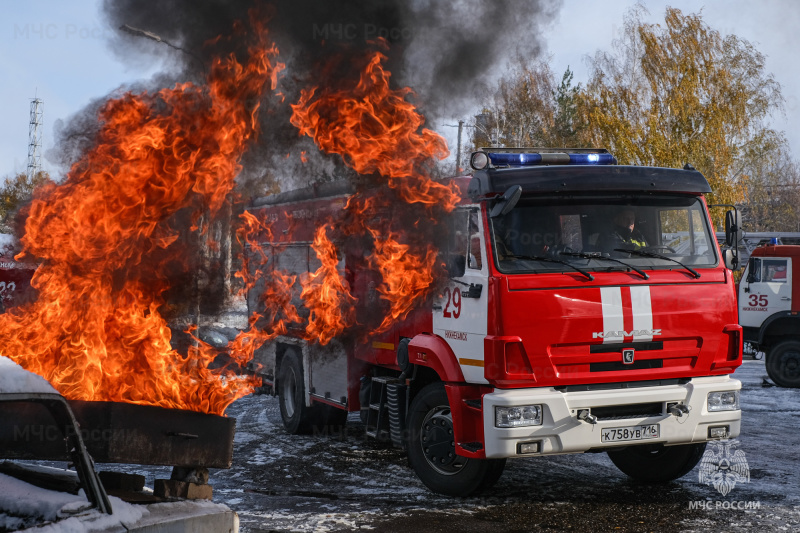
[
  {"x1": 506, "y1": 254, "x2": 594, "y2": 281},
  {"x1": 614, "y1": 248, "x2": 701, "y2": 279},
  {"x1": 560, "y1": 251, "x2": 649, "y2": 280}
]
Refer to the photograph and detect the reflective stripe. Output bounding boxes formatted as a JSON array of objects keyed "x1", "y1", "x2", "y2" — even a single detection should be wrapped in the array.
[
  {"x1": 371, "y1": 342, "x2": 394, "y2": 350},
  {"x1": 600, "y1": 286, "x2": 654, "y2": 342},
  {"x1": 630, "y1": 286, "x2": 653, "y2": 342},
  {"x1": 600, "y1": 287, "x2": 624, "y2": 344}
]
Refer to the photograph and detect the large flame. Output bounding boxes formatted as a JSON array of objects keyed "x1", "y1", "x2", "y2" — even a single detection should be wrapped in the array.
[
  {"x1": 300, "y1": 225, "x2": 356, "y2": 345},
  {"x1": 290, "y1": 50, "x2": 458, "y2": 210},
  {"x1": 0, "y1": 19, "x2": 282, "y2": 415},
  {"x1": 284, "y1": 48, "x2": 459, "y2": 335},
  {"x1": 1, "y1": 29, "x2": 459, "y2": 416}
]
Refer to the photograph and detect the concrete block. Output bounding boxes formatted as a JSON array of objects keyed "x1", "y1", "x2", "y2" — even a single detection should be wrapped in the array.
[{"x1": 154, "y1": 479, "x2": 213, "y2": 500}]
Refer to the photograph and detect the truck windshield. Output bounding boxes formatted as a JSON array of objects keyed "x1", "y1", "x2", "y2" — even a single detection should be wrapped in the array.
[{"x1": 489, "y1": 194, "x2": 717, "y2": 275}]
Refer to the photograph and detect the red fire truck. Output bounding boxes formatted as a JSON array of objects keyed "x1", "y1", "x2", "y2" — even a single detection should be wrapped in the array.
[
  {"x1": 739, "y1": 243, "x2": 800, "y2": 388},
  {"x1": 246, "y1": 148, "x2": 743, "y2": 496}
]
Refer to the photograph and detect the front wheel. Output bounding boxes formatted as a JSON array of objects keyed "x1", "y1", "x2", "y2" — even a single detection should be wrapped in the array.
[
  {"x1": 406, "y1": 382, "x2": 505, "y2": 496},
  {"x1": 608, "y1": 442, "x2": 706, "y2": 482},
  {"x1": 766, "y1": 340, "x2": 800, "y2": 388}
]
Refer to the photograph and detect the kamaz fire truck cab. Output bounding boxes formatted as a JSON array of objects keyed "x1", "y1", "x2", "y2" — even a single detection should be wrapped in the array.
[{"x1": 248, "y1": 148, "x2": 743, "y2": 496}]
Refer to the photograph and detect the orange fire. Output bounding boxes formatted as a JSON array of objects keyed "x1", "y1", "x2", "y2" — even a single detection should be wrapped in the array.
[
  {"x1": 290, "y1": 50, "x2": 459, "y2": 211},
  {"x1": 2, "y1": 24, "x2": 459, "y2": 415},
  {"x1": 287, "y1": 48, "x2": 459, "y2": 335},
  {"x1": 367, "y1": 228, "x2": 439, "y2": 332},
  {"x1": 0, "y1": 20, "x2": 282, "y2": 415},
  {"x1": 300, "y1": 225, "x2": 356, "y2": 345}
]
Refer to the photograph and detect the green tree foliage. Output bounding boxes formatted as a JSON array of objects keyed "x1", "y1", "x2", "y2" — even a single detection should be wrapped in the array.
[
  {"x1": 0, "y1": 171, "x2": 53, "y2": 232},
  {"x1": 553, "y1": 68, "x2": 582, "y2": 147},
  {"x1": 472, "y1": 61, "x2": 582, "y2": 149},
  {"x1": 579, "y1": 5, "x2": 784, "y2": 207}
]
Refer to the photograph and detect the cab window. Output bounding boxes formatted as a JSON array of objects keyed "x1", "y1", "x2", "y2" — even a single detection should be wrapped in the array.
[{"x1": 763, "y1": 259, "x2": 788, "y2": 283}]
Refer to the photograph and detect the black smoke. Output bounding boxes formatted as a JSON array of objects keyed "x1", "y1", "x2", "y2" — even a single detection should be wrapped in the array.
[
  {"x1": 27, "y1": 0, "x2": 564, "y2": 354},
  {"x1": 94, "y1": 0, "x2": 561, "y2": 190}
]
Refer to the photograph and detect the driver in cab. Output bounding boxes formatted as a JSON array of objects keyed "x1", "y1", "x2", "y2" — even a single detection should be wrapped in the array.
[{"x1": 606, "y1": 209, "x2": 647, "y2": 251}]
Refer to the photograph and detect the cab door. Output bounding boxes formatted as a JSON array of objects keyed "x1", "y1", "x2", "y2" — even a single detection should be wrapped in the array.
[
  {"x1": 739, "y1": 256, "x2": 792, "y2": 328},
  {"x1": 433, "y1": 208, "x2": 490, "y2": 384}
]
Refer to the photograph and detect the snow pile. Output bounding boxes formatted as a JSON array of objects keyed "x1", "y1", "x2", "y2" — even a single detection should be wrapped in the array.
[
  {"x1": 0, "y1": 356, "x2": 58, "y2": 395},
  {"x1": 0, "y1": 473, "x2": 89, "y2": 530},
  {"x1": 30, "y1": 497, "x2": 147, "y2": 533},
  {"x1": 0, "y1": 472, "x2": 149, "y2": 532}
]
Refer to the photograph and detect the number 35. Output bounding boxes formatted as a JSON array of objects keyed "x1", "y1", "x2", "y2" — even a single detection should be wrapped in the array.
[{"x1": 748, "y1": 294, "x2": 768, "y2": 307}]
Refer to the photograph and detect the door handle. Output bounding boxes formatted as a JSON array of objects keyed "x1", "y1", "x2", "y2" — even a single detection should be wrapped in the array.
[{"x1": 781, "y1": 297, "x2": 791, "y2": 301}]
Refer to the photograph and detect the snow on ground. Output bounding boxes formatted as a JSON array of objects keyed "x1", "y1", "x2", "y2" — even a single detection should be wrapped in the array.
[
  {"x1": 7, "y1": 358, "x2": 796, "y2": 532},
  {"x1": 210, "y1": 358, "x2": 800, "y2": 532}
]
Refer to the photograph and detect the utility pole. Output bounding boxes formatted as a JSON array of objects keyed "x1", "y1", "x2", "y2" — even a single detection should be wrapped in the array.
[
  {"x1": 456, "y1": 120, "x2": 464, "y2": 174},
  {"x1": 27, "y1": 97, "x2": 43, "y2": 180},
  {"x1": 444, "y1": 120, "x2": 468, "y2": 175}
]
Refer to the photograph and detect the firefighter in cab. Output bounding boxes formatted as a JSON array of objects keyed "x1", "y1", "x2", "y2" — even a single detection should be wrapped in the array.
[{"x1": 606, "y1": 208, "x2": 647, "y2": 250}]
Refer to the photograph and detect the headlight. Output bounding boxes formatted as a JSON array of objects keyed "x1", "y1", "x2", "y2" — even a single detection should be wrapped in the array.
[
  {"x1": 495, "y1": 405, "x2": 543, "y2": 427},
  {"x1": 707, "y1": 391, "x2": 740, "y2": 412}
]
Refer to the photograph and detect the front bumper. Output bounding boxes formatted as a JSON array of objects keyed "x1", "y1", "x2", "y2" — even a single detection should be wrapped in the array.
[{"x1": 481, "y1": 375, "x2": 741, "y2": 459}]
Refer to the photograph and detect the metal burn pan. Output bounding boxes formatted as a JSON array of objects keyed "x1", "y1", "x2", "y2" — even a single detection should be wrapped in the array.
[{"x1": 0, "y1": 400, "x2": 235, "y2": 469}]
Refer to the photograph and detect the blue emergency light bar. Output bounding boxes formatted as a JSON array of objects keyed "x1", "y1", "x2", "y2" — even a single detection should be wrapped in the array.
[{"x1": 470, "y1": 149, "x2": 617, "y2": 170}]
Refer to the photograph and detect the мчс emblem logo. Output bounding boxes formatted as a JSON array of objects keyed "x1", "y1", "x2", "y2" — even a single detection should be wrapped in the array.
[{"x1": 698, "y1": 440, "x2": 750, "y2": 496}]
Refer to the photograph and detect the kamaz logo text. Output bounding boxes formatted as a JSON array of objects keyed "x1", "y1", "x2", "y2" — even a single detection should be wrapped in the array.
[{"x1": 593, "y1": 329, "x2": 661, "y2": 339}]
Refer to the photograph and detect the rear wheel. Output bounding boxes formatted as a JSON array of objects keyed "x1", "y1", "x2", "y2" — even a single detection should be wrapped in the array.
[
  {"x1": 406, "y1": 382, "x2": 505, "y2": 496},
  {"x1": 608, "y1": 442, "x2": 706, "y2": 482},
  {"x1": 277, "y1": 348, "x2": 347, "y2": 435},
  {"x1": 766, "y1": 340, "x2": 800, "y2": 388}
]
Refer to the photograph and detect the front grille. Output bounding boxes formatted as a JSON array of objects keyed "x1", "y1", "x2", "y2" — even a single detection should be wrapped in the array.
[
  {"x1": 590, "y1": 402, "x2": 663, "y2": 421},
  {"x1": 590, "y1": 359, "x2": 663, "y2": 372},
  {"x1": 555, "y1": 378, "x2": 689, "y2": 393},
  {"x1": 590, "y1": 341, "x2": 663, "y2": 354}
]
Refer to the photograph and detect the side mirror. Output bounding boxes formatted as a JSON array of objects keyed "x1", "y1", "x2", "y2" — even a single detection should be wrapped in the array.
[
  {"x1": 725, "y1": 210, "x2": 742, "y2": 247},
  {"x1": 490, "y1": 185, "x2": 522, "y2": 218},
  {"x1": 723, "y1": 248, "x2": 740, "y2": 270},
  {"x1": 744, "y1": 258, "x2": 757, "y2": 283}
]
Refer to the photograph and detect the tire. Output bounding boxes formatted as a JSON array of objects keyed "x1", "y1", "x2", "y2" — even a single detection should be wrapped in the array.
[
  {"x1": 277, "y1": 348, "x2": 348, "y2": 435},
  {"x1": 766, "y1": 340, "x2": 800, "y2": 388},
  {"x1": 406, "y1": 382, "x2": 506, "y2": 496},
  {"x1": 278, "y1": 349, "x2": 314, "y2": 434},
  {"x1": 608, "y1": 442, "x2": 706, "y2": 482}
]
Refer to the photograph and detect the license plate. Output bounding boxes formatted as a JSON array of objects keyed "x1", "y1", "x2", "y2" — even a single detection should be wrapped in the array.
[{"x1": 601, "y1": 424, "x2": 660, "y2": 443}]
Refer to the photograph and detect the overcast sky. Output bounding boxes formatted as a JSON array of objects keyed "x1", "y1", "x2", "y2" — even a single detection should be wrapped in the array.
[{"x1": 1, "y1": 0, "x2": 798, "y2": 180}]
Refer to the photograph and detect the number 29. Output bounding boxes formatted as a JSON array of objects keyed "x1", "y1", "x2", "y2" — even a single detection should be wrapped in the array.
[{"x1": 442, "y1": 287, "x2": 461, "y2": 319}]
